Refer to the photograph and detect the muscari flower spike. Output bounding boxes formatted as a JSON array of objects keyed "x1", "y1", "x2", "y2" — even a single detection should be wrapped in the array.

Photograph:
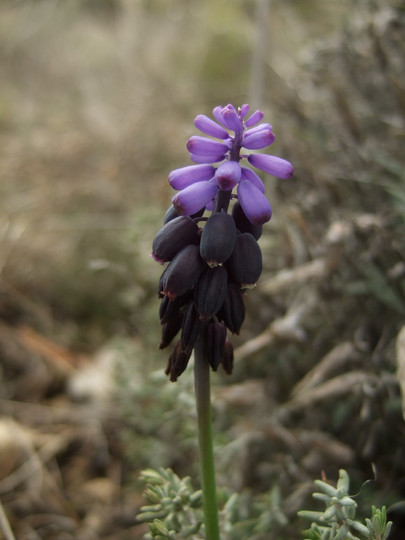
[{"x1": 152, "y1": 104, "x2": 293, "y2": 381}]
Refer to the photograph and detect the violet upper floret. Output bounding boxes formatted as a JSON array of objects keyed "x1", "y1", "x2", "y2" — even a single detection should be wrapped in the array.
[
  {"x1": 215, "y1": 161, "x2": 241, "y2": 191},
  {"x1": 168, "y1": 104, "x2": 293, "y2": 225},
  {"x1": 169, "y1": 164, "x2": 215, "y2": 190},
  {"x1": 248, "y1": 153, "x2": 294, "y2": 179}
]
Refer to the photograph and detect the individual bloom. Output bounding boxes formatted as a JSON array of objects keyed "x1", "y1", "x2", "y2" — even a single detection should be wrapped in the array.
[
  {"x1": 187, "y1": 136, "x2": 229, "y2": 163},
  {"x1": 242, "y1": 124, "x2": 275, "y2": 150},
  {"x1": 162, "y1": 244, "x2": 206, "y2": 301},
  {"x1": 169, "y1": 164, "x2": 215, "y2": 190},
  {"x1": 221, "y1": 104, "x2": 243, "y2": 133},
  {"x1": 189, "y1": 152, "x2": 226, "y2": 164},
  {"x1": 218, "y1": 283, "x2": 245, "y2": 335},
  {"x1": 245, "y1": 109, "x2": 264, "y2": 127},
  {"x1": 200, "y1": 212, "x2": 237, "y2": 267},
  {"x1": 205, "y1": 322, "x2": 227, "y2": 371},
  {"x1": 151, "y1": 215, "x2": 200, "y2": 264},
  {"x1": 212, "y1": 104, "x2": 243, "y2": 133},
  {"x1": 239, "y1": 104, "x2": 250, "y2": 119},
  {"x1": 194, "y1": 265, "x2": 228, "y2": 320},
  {"x1": 165, "y1": 341, "x2": 192, "y2": 382},
  {"x1": 248, "y1": 153, "x2": 294, "y2": 179},
  {"x1": 237, "y1": 180, "x2": 272, "y2": 225},
  {"x1": 215, "y1": 161, "x2": 241, "y2": 191},
  {"x1": 240, "y1": 166, "x2": 265, "y2": 193},
  {"x1": 172, "y1": 178, "x2": 218, "y2": 216},
  {"x1": 194, "y1": 114, "x2": 229, "y2": 139},
  {"x1": 229, "y1": 232, "x2": 263, "y2": 288},
  {"x1": 232, "y1": 201, "x2": 262, "y2": 240}
]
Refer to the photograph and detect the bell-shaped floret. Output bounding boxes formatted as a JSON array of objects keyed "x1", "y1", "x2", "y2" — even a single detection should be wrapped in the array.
[
  {"x1": 245, "y1": 109, "x2": 264, "y2": 127},
  {"x1": 194, "y1": 115, "x2": 229, "y2": 139},
  {"x1": 205, "y1": 322, "x2": 227, "y2": 371},
  {"x1": 219, "y1": 283, "x2": 246, "y2": 335},
  {"x1": 169, "y1": 164, "x2": 215, "y2": 190},
  {"x1": 242, "y1": 124, "x2": 275, "y2": 150},
  {"x1": 200, "y1": 211, "x2": 237, "y2": 267},
  {"x1": 237, "y1": 180, "x2": 272, "y2": 225},
  {"x1": 232, "y1": 201, "x2": 262, "y2": 239},
  {"x1": 159, "y1": 311, "x2": 183, "y2": 350},
  {"x1": 187, "y1": 136, "x2": 228, "y2": 159},
  {"x1": 165, "y1": 341, "x2": 192, "y2": 382},
  {"x1": 194, "y1": 265, "x2": 228, "y2": 320},
  {"x1": 162, "y1": 244, "x2": 206, "y2": 301},
  {"x1": 248, "y1": 153, "x2": 294, "y2": 179},
  {"x1": 159, "y1": 291, "x2": 192, "y2": 325},
  {"x1": 181, "y1": 302, "x2": 203, "y2": 354},
  {"x1": 215, "y1": 161, "x2": 241, "y2": 191},
  {"x1": 240, "y1": 167, "x2": 265, "y2": 193},
  {"x1": 172, "y1": 179, "x2": 218, "y2": 216},
  {"x1": 221, "y1": 338, "x2": 234, "y2": 375},
  {"x1": 229, "y1": 233, "x2": 262, "y2": 288},
  {"x1": 151, "y1": 215, "x2": 200, "y2": 264}
]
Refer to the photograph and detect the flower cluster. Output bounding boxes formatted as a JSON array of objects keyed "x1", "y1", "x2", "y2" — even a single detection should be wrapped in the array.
[{"x1": 151, "y1": 104, "x2": 293, "y2": 381}]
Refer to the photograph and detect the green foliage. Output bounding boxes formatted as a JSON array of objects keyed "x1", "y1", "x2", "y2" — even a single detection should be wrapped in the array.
[
  {"x1": 299, "y1": 470, "x2": 392, "y2": 540},
  {"x1": 138, "y1": 468, "x2": 204, "y2": 539},
  {"x1": 139, "y1": 468, "x2": 394, "y2": 539},
  {"x1": 138, "y1": 467, "x2": 289, "y2": 540}
]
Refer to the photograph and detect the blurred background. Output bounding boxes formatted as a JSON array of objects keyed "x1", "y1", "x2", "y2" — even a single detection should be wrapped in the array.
[{"x1": 0, "y1": 0, "x2": 404, "y2": 538}]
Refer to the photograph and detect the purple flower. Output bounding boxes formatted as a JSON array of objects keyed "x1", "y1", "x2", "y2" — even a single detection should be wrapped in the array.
[
  {"x1": 248, "y1": 153, "x2": 294, "y2": 179},
  {"x1": 153, "y1": 104, "x2": 293, "y2": 379},
  {"x1": 169, "y1": 164, "x2": 215, "y2": 190},
  {"x1": 215, "y1": 161, "x2": 241, "y2": 191},
  {"x1": 168, "y1": 105, "x2": 293, "y2": 223},
  {"x1": 237, "y1": 180, "x2": 272, "y2": 225},
  {"x1": 172, "y1": 179, "x2": 217, "y2": 216},
  {"x1": 194, "y1": 115, "x2": 229, "y2": 139}
]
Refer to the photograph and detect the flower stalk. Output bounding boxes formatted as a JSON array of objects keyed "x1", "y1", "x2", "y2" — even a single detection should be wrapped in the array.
[{"x1": 194, "y1": 337, "x2": 220, "y2": 540}]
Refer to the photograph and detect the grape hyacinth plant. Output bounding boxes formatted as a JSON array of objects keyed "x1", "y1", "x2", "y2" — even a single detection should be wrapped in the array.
[{"x1": 150, "y1": 104, "x2": 293, "y2": 539}]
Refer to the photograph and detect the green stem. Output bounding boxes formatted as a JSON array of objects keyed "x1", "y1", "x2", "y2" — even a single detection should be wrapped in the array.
[{"x1": 194, "y1": 337, "x2": 220, "y2": 540}]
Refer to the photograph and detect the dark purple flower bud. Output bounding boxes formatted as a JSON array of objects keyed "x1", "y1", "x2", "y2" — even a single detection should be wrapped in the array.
[
  {"x1": 159, "y1": 311, "x2": 183, "y2": 349},
  {"x1": 232, "y1": 201, "x2": 262, "y2": 240},
  {"x1": 237, "y1": 180, "x2": 272, "y2": 225},
  {"x1": 229, "y1": 232, "x2": 262, "y2": 288},
  {"x1": 169, "y1": 164, "x2": 215, "y2": 190},
  {"x1": 172, "y1": 179, "x2": 218, "y2": 216},
  {"x1": 245, "y1": 109, "x2": 264, "y2": 127},
  {"x1": 194, "y1": 265, "x2": 228, "y2": 320},
  {"x1": 215, "y1": 161, "x2": 241, "y2": 191},
  {"x1": 158, "y1": 266, "x2": 168, "y2": 297},
  {"x1": 221, "y1": 104, "x2": 243, "y2": 132},
  {"x1": 194, "y1": 115, "x2": 229, "y2": 139},
  {"x1": 248, "y1": 153, "x2": 294, "y2": 179},
  {"x1": 240, "y1": 166, "x2": 265, "y2": 193},
  {"x1": 219, "y1": 283, "x2": 246, "y2": 335},
  {"x1": 151, "y1": 215, "x2": 200, "y2": 264},
  {"x1": 242, "y1": 125, "x2": 275, "y2": 150},
  {"x1": 165, "y1": 341, "x2": 192, "y2": 382},
  {"x1": 159, "y1": 291, "x2": 192, "y2": 325},
  {"x1": 181, "y1": 302, "x2": 203, "y2": 354},
  {"x1": 221, "y1": 338, "x2": 234, "y2": 375},
  {"x1": 163, "y1": 205, "x2": 205, "y2": 225},
  {"x1": 163, "y1": 205, "x2": 180, "y2": 224},
  {"x1": 187, "y1": 136, "x2": 228, "y2": 158},
  {"x1": 200, "y1": 211, "x2": 237, "y2": 267},
  {"x1": 162, "y1": 244, "x2": 206, "y2": 301},
  {"x1": 205, "y1": 322, "x2": 227, "y2": 371}
]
